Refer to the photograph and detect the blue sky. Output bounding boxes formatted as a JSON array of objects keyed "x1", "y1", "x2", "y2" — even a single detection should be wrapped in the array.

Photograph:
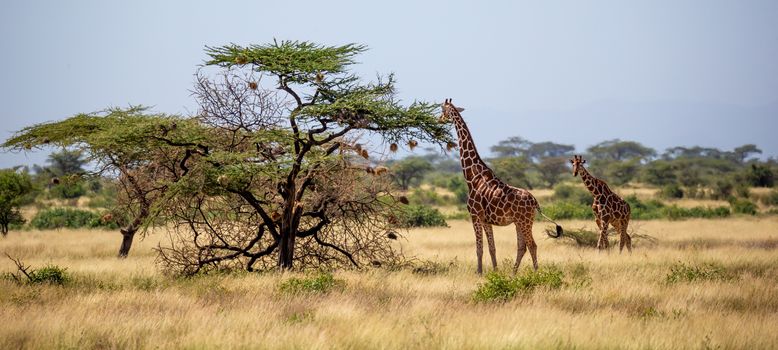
[{"x1": 1, "y1": 0, "x2": 776, "y2": 167}]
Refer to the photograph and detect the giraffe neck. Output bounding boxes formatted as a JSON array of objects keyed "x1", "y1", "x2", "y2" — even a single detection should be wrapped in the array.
[
  {"x1": 578, "y1": 166, "x2": 600, "y2": 195},
  {"x1": 451, "y1": 114, "x2": 494, "y2": 185}
]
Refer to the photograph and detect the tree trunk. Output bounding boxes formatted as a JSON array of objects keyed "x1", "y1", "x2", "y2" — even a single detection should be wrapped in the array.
[
  {"x1": 278, "y1": 231, "x2": 294, "y2": 269},
  {"x1": 118, "y1": 228, "x2": 137, "y2": 258},
  {"x1": 1, "y1": 224, "x2": 8, "y2": 237}
]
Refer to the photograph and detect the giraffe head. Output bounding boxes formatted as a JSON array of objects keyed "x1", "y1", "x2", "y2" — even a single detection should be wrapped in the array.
[
  {"x1": 570, "y1": 155, "x2": 586, "y2": 177},
  {"x1": 439, "y1": 98, "x2": 465, "y2": 123}
]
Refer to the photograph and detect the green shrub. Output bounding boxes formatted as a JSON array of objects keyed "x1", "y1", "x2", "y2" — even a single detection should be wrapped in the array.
[
  {"x1": 625, "y1": 195, "x2": 665, "y2": 220},
  {"x1": 397, "y1": 205, "x2": 448, "y2": 228},
  {"x1": 542, "y1": 201, "x2": 593, "y2": 220},
  {"x1": 50, "y1": 183, "x2": 86, "y2": 199},
  {"x1": 659, "y1": 183, "x2": 684, "y2": 199},
  {"x1": 30, "y1": 207, "x2": 116, "y2": 230},
  {"x1": 665, "y1": 261, "x2": 734, "y2": 284},
  {"x1": 662, "y1": 205, "x2": 730, "y2": 220},
  {"x1": 552, "y1": 184, "x2": 592, "y2": 205},
  {"x1": 473, "y1": 266, "x2": 564, "y2": 302},
  {"x1": 729, "y1": 198, "x2": 758, "y2": 215},
  {"x1": 28, "y1": 265, "x2": 70, "y2": 285},
  {"x1": 278, "y1": 272, "x2": 345, "y2": 294},
  {"x1": 407, "y1": 188, "x2": 452, "y2": 206}
]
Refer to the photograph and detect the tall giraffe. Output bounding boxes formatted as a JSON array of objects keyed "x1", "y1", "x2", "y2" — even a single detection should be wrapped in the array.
[
  {"x1": 570, "y1": 155, "x2": 632, "y2": 252},
  {"x1": 440, "y1": 99, "x2": 562, "y2": 274}
]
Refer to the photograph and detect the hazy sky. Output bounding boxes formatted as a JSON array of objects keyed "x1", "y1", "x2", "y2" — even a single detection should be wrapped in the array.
[{"x1": 1, "y1": 0, "x2": 777, "y2": 167}]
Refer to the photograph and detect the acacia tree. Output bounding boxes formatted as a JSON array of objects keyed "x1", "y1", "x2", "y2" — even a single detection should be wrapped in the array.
[
  {"x1": 0, "y1": 169, "x2": 33, "y2": 236},
  {"x1": 155, "y1": 41, "x2": 450, "y2": 272},
  {"x1": 3, "y1": 107, "x2": 203, "y2": 257},
  {"x1": 4, "y1": 41, "x2": 451, "y2": 271}
]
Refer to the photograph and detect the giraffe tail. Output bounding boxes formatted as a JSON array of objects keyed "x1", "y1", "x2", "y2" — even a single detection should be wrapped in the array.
[{"x1": 538, "y1": 208, "x2": 563, "y2": 238}]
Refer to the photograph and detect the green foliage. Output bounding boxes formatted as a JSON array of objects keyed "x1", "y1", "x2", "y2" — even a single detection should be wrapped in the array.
[
  {"x1": 590, "y1": 159, "x2": 641, "y2": 186},
  {"x1": 28, "y1": 265, "x2": 70, "y2": 285},
  {"x1": 30, "y1": 208, "x2": 115, "y2": 230},
  {"x1": 0, "y1": 169, "x2": 34, "y2": 234},
  {"x1": 541, "y1": 201, "x2": 594, "y2": 220},
  {"x1": 665, "y1": 262, "x2": 734, "y2": 284},
  {"x1": 396, "y1": 205, "x2": 448, "y2": 228},
  {"x1": 746, "y1": 163, "x2": 774, "y2": 187},
  {"x1": 640, "y1": 160, "x2": 677, "y2": 186},
  {"x1": 45, "y1": 149, "x2": 87, "y2": 176},
  {"x1": 535, "y1": 157, "x2": 570, "y2": 187},
  {"x1": 552, "y1": 184, "x2": 591, "y2": 205},
  {"x1": 407, "y1": 188, "x2": 454, "y2": 206},
  {"x1": 729, "y1": 198, "x2": 757, "y2": 215},
  {"x1": 473, "y1": 266, "x2": 564, "y2": 302},
  {"x1": 391, "y1": 156, "x2": 433, "y2": 190},
  {"x1": 278, "y1": 272, "x2": 345, "y2": 294},
  {"x1": 662, "y1": 205, "x2": 730, "y2": 220},
  {"x1": 659, "y1": 183, "x2": 684, "y2": 199},
  {"x1": 489, "y1": 156, "x2": 532, "y2": 189},
  {"x1": 447, "y1": 176, "x2": 468, "y2": 204},
  {"x1": 49, "y1": 182, "x2": 86, "y2": 199},
  {"x1": 587, "y1": 139, "x2": 656, "y2": 162}
]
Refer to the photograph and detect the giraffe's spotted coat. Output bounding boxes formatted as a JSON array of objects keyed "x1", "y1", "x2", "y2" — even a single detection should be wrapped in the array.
[
  {"x1": 570, "y1": 155, "x2": 632, "y2": 252},
  {"x1": 441, "y1": 99, "x2": 543, "y2": 274}
]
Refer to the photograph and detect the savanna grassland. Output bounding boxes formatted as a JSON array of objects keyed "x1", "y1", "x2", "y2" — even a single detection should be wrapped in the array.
[{"x1": 1, "y1": 217, "x2": 778, "y2": 349}]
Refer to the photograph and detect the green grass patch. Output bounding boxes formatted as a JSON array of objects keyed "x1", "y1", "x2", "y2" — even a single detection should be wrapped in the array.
[
  {"x1": 473, "y1": 266, "x2": 564, "y2": 302},
  {"x1": 278, "y1": 272, "x2": 345, "y2": 295},
  {"x1": 665, "y1": 261, "x2": 735, "y2": 284}
]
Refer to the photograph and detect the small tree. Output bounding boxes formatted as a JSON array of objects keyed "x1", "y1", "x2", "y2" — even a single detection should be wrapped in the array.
[
  {"x1": 489, "y1": 156, "x2": 532, "y2": 189},
  {"x1": 535, "y1": 156, "x2": 569, "y2": 188},
  {"x1": 391, "y1": 156, "x2": 433, "y2": 190},
  {"x1": 3, "y1": 107, "x2": 199, "y2": 256},
  {"x1": 0, "y1": 170, "x2": 33, "y2": 236}
]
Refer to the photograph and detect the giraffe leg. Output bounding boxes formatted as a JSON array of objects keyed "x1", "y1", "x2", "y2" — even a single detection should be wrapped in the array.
[
  {"x1": 483, "y1": 224, "x2": 498, "y2": 270},
  {"x1": 621, "y1": 219, "x2": 632, "y2": 253},
  {"x1": 525, "y1": 224, "x2": 538, "y2": 271},
  {"x1": 513, "y1": 223, "x2": 527, "y2": 274},
  {"x1": 598, "y1": 221, "x2": 610, "y2": 251},
  {"x1": 615, "y1": 220, "x2": 626, "y2": 253},
  {"x1": 472, "y1": 218, "x2": 484, "y2": 274}
]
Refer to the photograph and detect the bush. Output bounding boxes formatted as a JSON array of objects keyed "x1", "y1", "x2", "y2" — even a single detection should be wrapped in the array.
[
  {"x1": 552, "y1": 184, "x2": 591, "y2": 205},
  {"x1": 408, "y1": 188, "x2": 452, "y2": 206},
  {"x1": 49, "y1": 183, "x2": 86, "y2": 199},
  {"x1": 30, "y1": 207, "x2": 116, "y2": 230},
  {"x1": 729, "y1": 198, "x2": 758, "y2": 215},
  {"x1": 659, "y1": 183, "x2": 684, "y2": 199},
  {"x1": 28, "y1": 265, "x2": 70, "y2": 285},
  {"x1": 541, "y1": 201, "x2": 593, "y2": 220},
  {"x1": 665, "y1": 261, "x2": 734, "y2": 284},
  {"x1": 397, "y1": 205, "x2": 448, "y2": 228},
  {"x1": 662, "y1": 205, "x2": 730, "y2": 220},
  {"x1": 625, "y1": 195, "x2": 665, "y2": 220},
  {"x1": 278, "y1": 272, "x2": 345, "y2": 294},
  {"x1": 472, "y1": 266, "x2": 564, "y2": 302}
]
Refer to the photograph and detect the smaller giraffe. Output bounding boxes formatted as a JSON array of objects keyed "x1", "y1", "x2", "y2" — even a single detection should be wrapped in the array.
[{"x1": 570, "y1": 155, "x2": 632, "y2": 252}]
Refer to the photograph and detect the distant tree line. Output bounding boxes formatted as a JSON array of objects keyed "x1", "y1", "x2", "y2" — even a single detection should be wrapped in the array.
[{"x1": 389, "y1": 136, "x2": 775, "y2": 202}]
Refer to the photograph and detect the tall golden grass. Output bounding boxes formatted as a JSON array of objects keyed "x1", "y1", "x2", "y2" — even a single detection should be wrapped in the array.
[{"x1": 1, "y1": 217, "x2": 777, "y2": 349}]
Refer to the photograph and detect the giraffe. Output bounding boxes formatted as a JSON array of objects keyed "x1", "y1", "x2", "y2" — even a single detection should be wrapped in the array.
[
  {"x1": 569, "y1": 155, "x2": 632, "y2": 252},
  {"x1": 440, "y1": 99, "x2": 562, "y2": 274}
]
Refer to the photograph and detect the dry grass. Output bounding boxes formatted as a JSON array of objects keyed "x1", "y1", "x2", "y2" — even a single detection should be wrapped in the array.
[{"x1": 1, "y1": 217, "x2": 778, "y2": 349}]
